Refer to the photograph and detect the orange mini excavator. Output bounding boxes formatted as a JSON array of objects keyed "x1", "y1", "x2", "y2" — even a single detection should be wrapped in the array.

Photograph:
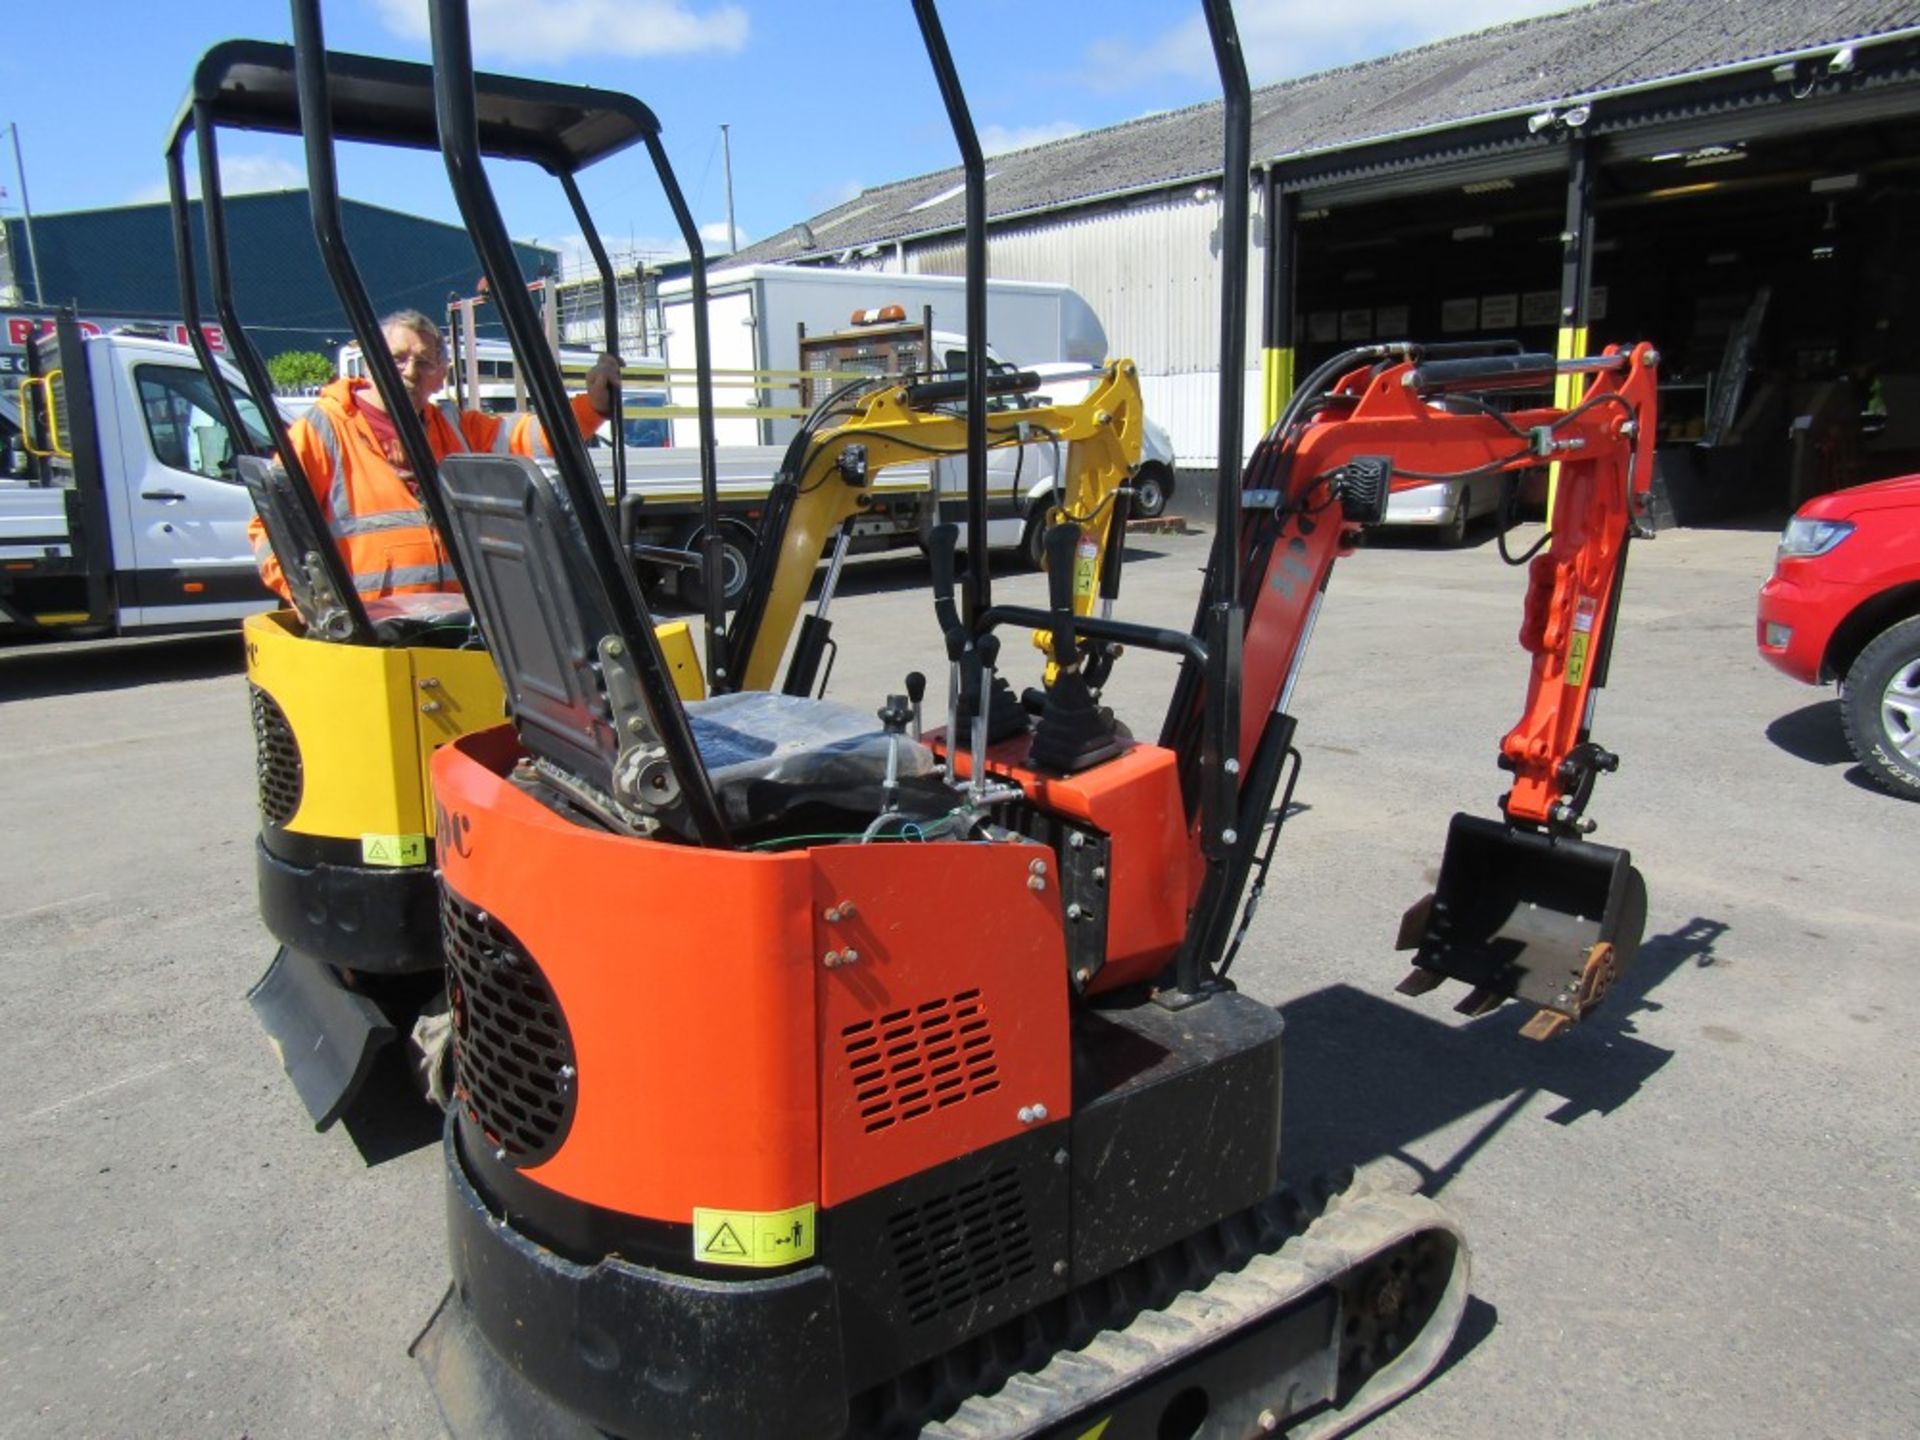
[{"x1": 405, "y1": 1, "x2": 1659, "y2": 1435}]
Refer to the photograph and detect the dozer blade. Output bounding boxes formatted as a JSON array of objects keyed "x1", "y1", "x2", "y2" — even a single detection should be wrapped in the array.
[
  {"x1": 248, "y1": 946, "x2": 397, "y2": 1130},
  {"x1": 1397, "y1": 811, "x2": 1647, "y2": 1035},
  {"x1": 413, "y1": 1286, "x2": 602, "y2": 1440}
]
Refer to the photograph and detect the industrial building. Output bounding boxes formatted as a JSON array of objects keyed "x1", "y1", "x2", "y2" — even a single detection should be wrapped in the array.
[
  {"x1": 728, "y1": 0, "x2": 1920, "y2": 521},
  {"x1": 0, "y1": 188, "x2": 554, "y2": 374}
]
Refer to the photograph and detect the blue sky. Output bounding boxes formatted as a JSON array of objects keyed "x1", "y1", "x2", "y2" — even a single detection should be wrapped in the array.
[{"x1": 0, "y1": 0, "x2": 1573, "y2": 274}]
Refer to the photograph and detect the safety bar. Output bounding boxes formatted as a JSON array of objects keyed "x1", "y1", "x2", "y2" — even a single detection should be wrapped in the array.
[
  {"x1": 911, "y1": 0, "x2": 992, "y2": 629},
  {"x1": 979, "y1": 605, "x2": 1211, "y2": 671},
  {"x1": 427, "y1": 0, "x2": 730, "y2": 848},
  {"x1": 1408, "y1": 351, "x2": 1629, "y2": 395}
]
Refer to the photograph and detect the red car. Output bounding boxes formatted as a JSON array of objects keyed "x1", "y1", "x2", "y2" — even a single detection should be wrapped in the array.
[{"x1": 1758, "y1": 473, "x2": 1920, "y2": 798}]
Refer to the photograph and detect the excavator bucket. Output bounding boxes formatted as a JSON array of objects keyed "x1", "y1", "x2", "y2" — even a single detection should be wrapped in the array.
[{"x1": 1396, "y1": 812, "x2": 1647, "y2": 1039}]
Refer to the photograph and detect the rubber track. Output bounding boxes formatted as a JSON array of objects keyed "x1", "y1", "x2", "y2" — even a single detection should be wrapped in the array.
[{"x1": 917, "y1": 1168, "x2": 1469, "y2": 1440}]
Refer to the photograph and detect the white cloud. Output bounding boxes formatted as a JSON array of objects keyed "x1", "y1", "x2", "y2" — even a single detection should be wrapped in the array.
[
  {"x1": 980, "y1": 122, "x2": 1085, "y2": 157},
  {"x1": 1084, "y1": 0, "x2": 1578, "y2": 91},
  {"x1": 128, "y1": 153, "x2": 304, "y2": 205},
  {"x1": 371, "y1": 0, "x2": 747, "y2": 62}
]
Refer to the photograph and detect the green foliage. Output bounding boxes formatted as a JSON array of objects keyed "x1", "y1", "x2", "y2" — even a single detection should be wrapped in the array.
[{"x1": 268, "y1": 349, "x2": 334, "y2": 390}]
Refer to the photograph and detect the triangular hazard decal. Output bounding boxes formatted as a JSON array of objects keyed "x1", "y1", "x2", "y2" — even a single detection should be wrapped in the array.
[{"x1": 703, "y1": 1222, "x2": 748, "y2": 1258}]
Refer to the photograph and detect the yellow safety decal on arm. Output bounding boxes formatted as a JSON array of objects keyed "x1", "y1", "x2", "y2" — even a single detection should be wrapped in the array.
[
  {"x1": 692, "y1": 1203, "x2": 816, "y2": 1268},
  {"x1": 360, "y1": 833, "x2": 428, "y2": 867},
  {"x1": 1565, "y1": 596, "x2": 1598, "y2": 687}
]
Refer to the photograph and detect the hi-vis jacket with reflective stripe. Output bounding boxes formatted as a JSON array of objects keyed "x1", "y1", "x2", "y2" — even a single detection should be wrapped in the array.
[{"x1": 248, "y1": 376, "x2": 605, "y2": 602}]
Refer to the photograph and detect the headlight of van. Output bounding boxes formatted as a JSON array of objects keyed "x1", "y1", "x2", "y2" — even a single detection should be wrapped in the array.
[{"x1": 1777, "y1": 517, "x2": 1854, "y2": 558}]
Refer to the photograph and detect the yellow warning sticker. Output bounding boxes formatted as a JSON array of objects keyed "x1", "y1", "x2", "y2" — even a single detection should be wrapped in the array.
[
  {"x1": 1565, "y1": 633, "x2": 1591, "y2": 688},
  {"x1": 692, "y1": 1203, "x2": 816, "y2": 1269},
  {"x1": 360, "y1": 832, "x2": 428, "y2": 867}
]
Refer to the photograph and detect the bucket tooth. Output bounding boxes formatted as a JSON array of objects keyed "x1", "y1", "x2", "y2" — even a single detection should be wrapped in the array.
[
  {"x1": 1519, "y1": 1009, "x2": 1573, "y2": 1042},
  {"x1": 1395, "y1": 966, "x2": 1445, "y2": 997},
  {"x1": 1452, "y1": 987, "x2": 1504, "y2": 1018},
  {"x1": 1394, "y1": 893, "x2": 1436, "y2": 951}
]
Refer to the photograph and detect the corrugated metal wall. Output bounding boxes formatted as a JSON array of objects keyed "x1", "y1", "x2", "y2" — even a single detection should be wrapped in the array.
[{"x1": 906, "y1": 187, "x2": 1267, "y2": 464}]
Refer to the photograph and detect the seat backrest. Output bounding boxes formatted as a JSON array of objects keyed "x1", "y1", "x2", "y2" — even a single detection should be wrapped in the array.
[
  {"x1": 236, "y1": 454, "x2": 365, "y2": 641},
  {"x1": 433, "y1": 450, "x2": 640, "y2": 803}
]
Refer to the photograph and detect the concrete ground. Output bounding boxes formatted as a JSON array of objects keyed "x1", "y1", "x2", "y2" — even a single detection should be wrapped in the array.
[{"x1": 1, "y1": 518, "x2": 1913, "y2": 1438}]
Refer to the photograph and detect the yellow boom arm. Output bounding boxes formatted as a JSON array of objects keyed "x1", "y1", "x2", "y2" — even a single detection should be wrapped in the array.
[{"x1": 737, "y1": 360, "x2": 1147, "y2": 691}]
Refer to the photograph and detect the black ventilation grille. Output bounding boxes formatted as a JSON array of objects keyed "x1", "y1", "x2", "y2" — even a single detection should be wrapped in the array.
[
  {"x1": 887, "y1": 1168, "x2": 1035, "y2": 1325},
  {"x1": 249, "y1": 684, "x2": 303, "y2": 825},
  {"x1": 443, "y1": 890, "x2": 576, "y2": 1167},
  {"x1": 844, "y1": 989, "x2": 998, "y2": 1134}
]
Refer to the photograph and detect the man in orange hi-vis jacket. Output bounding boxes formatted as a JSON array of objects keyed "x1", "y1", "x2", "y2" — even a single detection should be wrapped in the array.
[{"x1": 249, "y1": 308, "x2": 621, "y2": 603}]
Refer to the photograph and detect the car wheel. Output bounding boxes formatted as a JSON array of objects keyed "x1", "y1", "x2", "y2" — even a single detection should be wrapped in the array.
[
  {"x1": 1131, "y1": 464, "x2": 1170, "y2": 520},
  {"x1": 1438, "y1": 489, "x2": 1471, "y2": 548},
  {"x1": 1021, "y1": 508, "x2": 1050, "y2": 571},
  {"x1": 676, "y1": 520, "x2": 754, "y2": 609},
  {"x1": 1840, "y1": 614, "x2": 1920, "y2": 799}
]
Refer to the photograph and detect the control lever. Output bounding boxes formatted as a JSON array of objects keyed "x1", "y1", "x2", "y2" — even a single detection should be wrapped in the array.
[
  {"x1": 943, "y1": 627, "x2": 966, "y2": 782},
  {"x1": 1043, "y1": 521, "x2": 1083, "y2": 668},
  {"x1": 927, "y1": 522, "x2": 964, "y2": 643},
  {"x1": 878, "y1": 693, "x2": 911, "y2": 814},
  {"x1": 904, "y1": 671, "x2": 927, "y2": 740},
  {"x1": 970, "y1": 634, "x2": 999, "y2": 807}
]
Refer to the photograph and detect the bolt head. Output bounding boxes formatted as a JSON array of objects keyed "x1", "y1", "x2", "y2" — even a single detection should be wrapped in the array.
[
  {"x1": 1028, "y1": 875, "x2": 1046, "y2": 892},
  {"x1": 1052, "y1": 1260, "x2": 1069, "y2": 1278},
  {"x1": 1224, "y1": 757, "x2": 1240, "y2": 775},
  {"x1": 1017, "y1": 1106, "x2": 1035, "y2": 1124},
  {"x1": 1222, "y1": 828, "x2": 1239, "y2": 845}
]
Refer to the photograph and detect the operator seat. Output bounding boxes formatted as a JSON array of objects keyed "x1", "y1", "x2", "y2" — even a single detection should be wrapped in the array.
[{"x1": 432, "y1": 451, "x2": 931, "y2": 834}]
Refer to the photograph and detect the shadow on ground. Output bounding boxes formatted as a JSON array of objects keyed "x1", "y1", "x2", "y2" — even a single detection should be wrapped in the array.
[
  {"x1": 1765, "y1": 699, "x2": 1852, "y2": 766},
  {"x1": 1277, "y1": 916, "x2": 1726, "y2": 1194},
  {"x1": 0, "y1": 632, "x2": 243, "y2": 703}
]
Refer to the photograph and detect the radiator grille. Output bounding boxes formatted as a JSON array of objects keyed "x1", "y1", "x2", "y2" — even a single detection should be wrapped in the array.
[
  {"x1": 443, "y1": 891, "x2": 575, "y2": 1166},
  {"x1": 248, "y1": 685, "x2": 302, "y2": 826},
  {"x1": 844, "y1": 988, "x2": 998, "y2": 1134},
  {"x1": 888, "y1": 1168, "x2": 1035, "y2": 1325}
]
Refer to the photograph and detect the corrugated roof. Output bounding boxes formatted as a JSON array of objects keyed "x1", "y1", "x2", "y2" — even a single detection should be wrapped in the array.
[
  {"x1": 3, "y1": 191, "x2": 554, "y2": 359},
  {"x1": 733, "y1": 0, "x2": 1920, "y2": 264}
]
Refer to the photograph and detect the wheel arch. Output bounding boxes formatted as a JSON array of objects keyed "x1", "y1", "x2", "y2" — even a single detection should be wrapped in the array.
[{"x1": 1827, "y1": 582, "x2": 1920, "y2": 685}]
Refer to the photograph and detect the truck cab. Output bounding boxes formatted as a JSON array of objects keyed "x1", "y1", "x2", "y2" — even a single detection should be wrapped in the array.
[{"x1": 2, "y1": 313, "x2": 273, "y2": 639}]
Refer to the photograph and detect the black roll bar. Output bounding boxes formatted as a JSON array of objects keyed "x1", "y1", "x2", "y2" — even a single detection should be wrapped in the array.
[
  {"x1": 1203, "y1": 0, "x2": 1250, "y2": 840},
  {"x1": 166, "y1": 30, "x2": 725, "y2": 668},
  {"x1": 287, "y1": 0, "x2": 466, "y2": 593},
  {"x1": 164, "y1": 100, "x2": 376, "y2": 644},
  {"x1": 910, "y1": 0, "x2": 991, "y2": 629},
  {"x1": 629, "y1": 132, "x2": 730, "y2": 690},
  {"x1": 554, "y1": 170, "x2": 625, "y2": 511},
  {"x1": 425, "y1": 0, "x2": 730, "y2": 848}
]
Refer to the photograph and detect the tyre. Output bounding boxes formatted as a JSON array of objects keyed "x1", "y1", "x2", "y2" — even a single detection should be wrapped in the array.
[
  {"x1": 1437, "y1": 488, "x2": 1471, "y2": 548},
  {"x1": 1021, "y1": 508, "x2": 1050, "y2": 571},
  {"x1": 1840, "y1": 614, "x2": 1920, "y2": 799},
  {"x1": 675, "y1": 520, "x2": 755, "y2": 609},
  {"x1": 1131, "y1": 463, "x2": 1171, "y2": 520}
]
